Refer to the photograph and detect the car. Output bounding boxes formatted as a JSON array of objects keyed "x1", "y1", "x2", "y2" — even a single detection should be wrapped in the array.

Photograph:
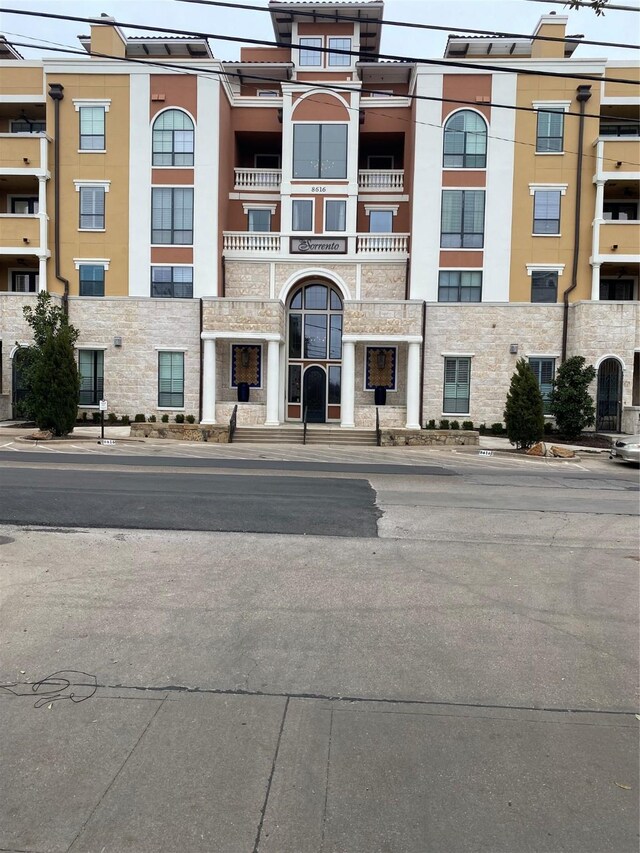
[{"x1": 609, "y1": 434, "x2": 640, "y2": 464}]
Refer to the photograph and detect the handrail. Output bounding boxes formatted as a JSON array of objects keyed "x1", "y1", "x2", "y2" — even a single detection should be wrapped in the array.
[
  {"x1": 229, "y1": 404, "x2": 238, "y2": 443},
  {"x1": 303, "y1": 406, "x2": 308, "y2": 445},
  {"x1": 375, "y1": 406, "x2": 382, "y2": 447}
]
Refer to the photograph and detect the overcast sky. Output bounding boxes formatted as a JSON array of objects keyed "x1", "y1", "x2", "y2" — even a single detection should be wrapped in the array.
[{"x1": 1, "y1": 0, "x2": 638, "y2": 63}]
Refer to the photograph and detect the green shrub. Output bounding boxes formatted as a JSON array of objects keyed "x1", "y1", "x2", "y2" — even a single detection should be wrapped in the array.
[
  {"x1": 161, "y1": 414, "x2": 169, "y2": 423},
  {"x1": 439, "y1": 419, "x2": 450, "y2": 430},
  {"x1": 186, "y1": 414, "x2": 196, "y2": 424},
  {"x1": 462, "y1": 420, "x2": 474, "y2": 430},
  {"x1": 478, "y1": 423, "x2": 487, "y2": 435},
  {"x1": 80, "y1": 411, "x2": 88, "y2": 422},
  {"x1": 120, "y1": 415, "x2": 130, "y2": 426},
  {"x1": 549, "y1": 356, "x2": 596, "y2": 440},
  {"x1": 134, "y1": 413, "x2": 146, "y2": 423},
  {"x1": 543, "y1": 421, "x2": 554, "y2": 435},
  {"x1": 491, "y1": 422, "x2": 504, "y2": 435},
  {"x1": 107, "y1": 412, "x2": 118, "y2": 424},
  {"x1": 175, "y1": 413, "x2": 185, "y2": 424},
  {"x1": 425, "y1": 419, "x2": 436, "y2": 430},
  {"x1": 92, "y1": 411, "x2": 101, "y2": 424},
  {"x1": 503, "y1": 359, "x2": 544, "y2": 449},
  {"x1": 148, "y1": 414, "x2": 157, "y2": 423},
  {"x1": 450, "y1": 420, "x2": 460, "y2": 430}
]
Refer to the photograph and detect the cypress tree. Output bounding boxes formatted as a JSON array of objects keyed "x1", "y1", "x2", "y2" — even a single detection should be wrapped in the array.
[
  {"x1": 503, "y1": 359, "x2": 545, "y2": 449},
  {"x1": 550, "y1": 356, "x2": 596, "y2": 440}
]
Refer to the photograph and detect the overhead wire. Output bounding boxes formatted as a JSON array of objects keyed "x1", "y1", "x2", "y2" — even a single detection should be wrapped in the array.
[
  {"x1": 1, "y1": 6, "x2": 639, "y2": 87},
  {"x1": 7, "y1": 35, "x2": 640, "y2": 168}
]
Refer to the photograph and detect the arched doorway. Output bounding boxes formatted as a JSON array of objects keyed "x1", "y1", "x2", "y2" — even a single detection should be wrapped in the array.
[
  {"x1": 596, "y1": 358, "x2": 622, "y2": 432},
  {"x1": 286, "y1": 281, "x2": 343, "y2": 423},
  {"x1": 12, "y1": 348, "x2": 31, "y2": 420}
]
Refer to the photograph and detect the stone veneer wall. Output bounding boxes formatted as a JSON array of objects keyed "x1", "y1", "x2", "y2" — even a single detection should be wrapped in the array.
[
  {"x1": 423, "y1": 304, "x2": 565, "y2": 427},
  {"x1": 360, "y1": 264, "x2": 407, "y2": 300},
  {"x1": 224, "y1": 263, "x2": 271, "y2": 299},
  {"x1": 70, "y1": 297, "x2": 201, "y2": 419},
  {"x1": 203, "y1": 298, "x2": 284, "y2": 335}
]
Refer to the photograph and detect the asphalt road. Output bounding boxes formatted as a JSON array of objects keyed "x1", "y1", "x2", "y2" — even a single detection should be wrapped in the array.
[{"x1": 0, "y1": 447, "x2": 638, "y2": 852}]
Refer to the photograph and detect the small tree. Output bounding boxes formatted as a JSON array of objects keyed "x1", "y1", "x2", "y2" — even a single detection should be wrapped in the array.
[
  {"x1": 549, "y1": 356, "x2": 596, "y2": 440},
  {"x1": 22, "y1": 293, "x2": 80, "y2": 436},
  {"x1": 504, "y1": 359, "x2": 545, "y2": 449}
]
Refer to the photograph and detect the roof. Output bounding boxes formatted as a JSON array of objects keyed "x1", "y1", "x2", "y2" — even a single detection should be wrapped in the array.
[
  {"x1": 269, "y1": 1, "x2": 384, "y2": 59},
  {"x1": 78, "y1": 33, "x2": 213, "y2": 59},
  {"x1": 0, "y1": 35, "x2": 23, "y2": 60}
]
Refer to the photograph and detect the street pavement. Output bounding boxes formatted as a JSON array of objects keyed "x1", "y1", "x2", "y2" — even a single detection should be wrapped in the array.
[{"x1": 0, "y1": 435, "x2": 638, "y2": 852}]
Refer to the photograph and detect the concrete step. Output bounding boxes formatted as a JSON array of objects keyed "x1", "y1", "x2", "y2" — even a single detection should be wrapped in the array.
[{"x1": 232, "y1": 427, "x2": 377, "y2": 446}]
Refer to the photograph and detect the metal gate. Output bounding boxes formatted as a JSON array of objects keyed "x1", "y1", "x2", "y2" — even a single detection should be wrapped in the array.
[
  {"x1": 12, "y1": 348, "x2": 31, "y2": 420},
  {"x1": 596, "y1": 358, "x2": 622, "y2": 432}
]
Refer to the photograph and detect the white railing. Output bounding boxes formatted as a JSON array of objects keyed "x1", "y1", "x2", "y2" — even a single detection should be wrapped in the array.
[
  {"x1": 234, "y1": 168, "x2": 282, "y2": 189},
  {"x1": 223, "y1": 232, "x2": 282, "y2": 252},
  {"x1": 357, "y1": 234, "x2": 408, "y2": 253},
  {"x1": 358, "y1": 169, "x2": 404, "y2": 191}
]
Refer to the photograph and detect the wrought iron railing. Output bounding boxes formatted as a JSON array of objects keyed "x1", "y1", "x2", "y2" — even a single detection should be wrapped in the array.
[
  {"x1": 303, "y1": 406, "x2": 308, "y2": 445},
  {"x1": 229, "y1": 404, "x2": 238, "y2": 443}
]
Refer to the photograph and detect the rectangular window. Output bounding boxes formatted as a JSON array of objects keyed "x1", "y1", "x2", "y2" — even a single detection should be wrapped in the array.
[
  {"x1": 79, "y1": 186, "x2": 105, "y2": 229},
  {"x1": 152, "y1": 187, "x2": 193, "y2": 244},
  {"x1": 299, "y1": 37, "x2": 322, "y2": 66},
  {"x1": 328, "y1": 365, "x2": 341, "y2": 404},
  {"x1": 288, "y1": 364, "x2": 301, "y2": 403},
  {"x1": 293, "y1": 124, "x2": 348, "y2": 179},
  {"x1": 536, "y1": 109, "x2": 564, "y2": 153},
  {"x1": 304, "y1": 315, "x2": 328, "y2": 359},
  {"x1": 292, "y1": 199, "x2": 313, "y2": 231},
  {"x1": 78, "y1": 350, "x2": 104, "y2": 406},
  {"x1": 533, "y1": 190, "x2": 561, "y2": 234},
  {"x1": 369, "y1": 209, "x2": 393, "y2": 233},
  {"x1": 529, "y1": 358, "x2": 555, "y2": 414},
  {"x1": 79, "y1": 106, "x2": 105, "y2": 150},
  {"x1": 328, "y1": 37, "x2": 351, "y2": 66},
  {"x1": 248, "y1": 209, "x2": 271, "y2": 232},
  {"x1": 158, "y1": 351, "x2": 184, "y2": 408},
  {"x1": 531, "y1": 270, "x2": 558, "y2": 303},
  {"x1": 441, "y1": 190, "x2": 484, "y2": 248},
  {"x1": 438, "y1": 271, "x2": 482, "y2": 302},
  {"x1": 599, "y1": 279, "x2": 634, "y2": 300},
  {"x1": 443, "y1": 357, "x2": 471, "y2": 414},
  {"x1": 325, "y1": 200, "x2": 346, "y2": 232},
  {"x1": 151, "y1": 266, "x2": 193, "y2": 298},
  {"x1": 10, "y1": 271, "x2": 38, "y2": 293},
  {"x1": 79, "y1": 265, "x2": 105, "y2": 297}
]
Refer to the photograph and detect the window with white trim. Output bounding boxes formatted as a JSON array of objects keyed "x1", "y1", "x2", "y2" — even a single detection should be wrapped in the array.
[
  {"x1": 536, "y1": 109, "x2": 564, "y2": 153},
  {"x1": 151, "y1": 187, "x2": 193, "y2": 244},
  {"x1": 443, "y1": 111, "x2": 487, "y2": 168},
  {"x1": 293, "y1": 124, "x2": 348, "y2": 179},
  {"x1": 79, "y1": 350, "x2": 104, "y2": 406},
  {"x1": 298, "y1": 37, "x2": 322, "y2": 66},
  {"x1": 292, "y1": 199, "x2": 313, "y2": 231},
  {"x1": 328, "y1": 37, "x2": 351, "y2": 66},
  {"x1": 79, "y1": 186, "x2": 105, "y2": 229},
  {"x1": 443, "y1": 357, "x2": 471, "y2": 414},
  {"x1": 441, "y1": 190, "x2": 484, "y2": 248},
  {"x1": 533, "y1": 190, "x2": 561, "y2": 234},
  {"x1": 369, "y1": 209, "x2": 393, "y2": 233},
  {"x1": 79, "y1": 106, "x2": 105, "y2": 150},
  {"x1": 438, "y1": 271, "x2": 482, "y2": 302},
  {"x1": 531, "y1": 270, "x2": 558, "y2": 303},
  {"x1": 152, "y1": 109, "x2": 194, "y2": 166},
  {"x1": 529, "y1": 358, "x2": 555, "y2": 414},
  {"x1": 248, "y1": 209, "x2": 272, "y2": 232},
  {"x1": 158, "y1": 351, "x2": 184, "y2": 408},
  {"x1": 325, "y1": 200, "x2": 346, "y2": 232},
  {"x1": 79, "y1": 265, "x2": 105, "y2": 297}
]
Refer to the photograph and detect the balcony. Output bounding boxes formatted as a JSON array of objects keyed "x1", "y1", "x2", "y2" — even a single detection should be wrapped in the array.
[
  {"x1": 594, "y1": 137, "x2": 640, "y2": 180},
  {"x1": 223, "y1": 232, "x2": 409, "y2": 257},
  {"x1": 598, "y1": 221, "x2": 640, "y2": 258},
  {"x1": 0, "y1": 133, "x2": 48, "y2": 173},
  {"x1": 358, "y1": 169, "x2": 404, "y2": 192},
  {"x1": 234, "y1": 168, "x2": 282, "y2": 189},
  {"x1": 0, "y1": 215, "x2": 41, "y2": 251}
]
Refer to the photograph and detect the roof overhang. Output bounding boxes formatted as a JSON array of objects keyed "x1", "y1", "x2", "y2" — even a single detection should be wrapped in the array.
[{"x1": 269, "y1": 1, "x2": 384, "y2": 58}]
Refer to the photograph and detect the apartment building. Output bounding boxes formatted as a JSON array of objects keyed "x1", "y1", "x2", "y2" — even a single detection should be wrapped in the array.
[{"x1": 0, "y1": 1, "x2": 638, "y2": 433}]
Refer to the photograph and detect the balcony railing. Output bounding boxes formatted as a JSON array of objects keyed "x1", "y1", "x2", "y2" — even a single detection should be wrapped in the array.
[
  {"x1": 223, "y1": 232, "x2": 282, "y2": 252},
  {"x1": 223, "y1": 232, "x2": 409, "y2": 256},
  {"x1": 234, "y1": 168, "x2": 282, "y2": 189},
  {"x1": 357, "y1": 234, "x2": 408, "y2": 253},
  {"x1": 358, "y1": 169, "x2": 404, "y2": 191}
]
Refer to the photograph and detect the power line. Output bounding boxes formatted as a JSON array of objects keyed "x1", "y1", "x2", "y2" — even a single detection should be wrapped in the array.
[
  {"x1": 2, "y1": 6, "x2": 639, "y2": 88},
  {"x1": 526, "y1": 0, "x2": 640, "y2": 11},
  {"x1": 174, "y1": 0, "x2": 640, "y2": 51},
  {"x1": 8, "y1": 36, "x2": 640, "y2": 168}
]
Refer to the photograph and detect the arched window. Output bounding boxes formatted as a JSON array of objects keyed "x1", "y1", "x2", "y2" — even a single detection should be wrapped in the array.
[
  {"x1": 443, "y1": 110, "x2": 487, "y2": 168},
  {"x1": 152, "y1": 109, "x2": 194, "y2": 166}
]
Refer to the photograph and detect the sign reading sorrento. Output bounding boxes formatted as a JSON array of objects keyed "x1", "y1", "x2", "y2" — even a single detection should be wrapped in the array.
[{"x1": 290, "y1": 237, "x2": 347, "y2": 254}]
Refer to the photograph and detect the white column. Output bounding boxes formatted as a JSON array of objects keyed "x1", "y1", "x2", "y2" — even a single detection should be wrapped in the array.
[
  {"x1": 406, "y1": 341, "x2": 421, "y2": 430},
  {"x1": 37, "y1": 255, "x2": 47, "y2": 292},
  {"x1": 201, "y1": 338, "x2": 216, "y2": 424},
  {"x1": 265, "y1": 339, "x2": 280, "y2": 425},
  {"x1": 341, "y1": 340, "x2": 355, "y2": 428},
  {"x1": 591, "y1": 262, "x2": 601, "y2": 301}
]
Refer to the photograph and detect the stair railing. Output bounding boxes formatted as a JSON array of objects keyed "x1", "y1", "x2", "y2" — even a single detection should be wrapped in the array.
[
  {"x1": 303, "y1": 406, "x2": 308, "y2": 445},
  {"x1": 229, "y1": 404, "x2": 238, "y2": 443},
  {"x1": 375, "y1": 406, "x2": 382, "y2": 447}
]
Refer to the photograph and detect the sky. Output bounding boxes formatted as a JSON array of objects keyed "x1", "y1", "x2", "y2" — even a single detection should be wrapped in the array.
[{"x1": 1, "y1": 0, "x2": 638, "y2": 63}]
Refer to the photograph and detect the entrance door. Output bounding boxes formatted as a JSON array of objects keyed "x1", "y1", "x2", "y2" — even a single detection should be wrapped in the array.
[
  {"x1": 596, "y1": 358, "x2": 622, "y2": 431},
  {"x1": 303, "y1": 366, "x2": 326, "y2": 423},
  {"x1": 12, "y1": 348, "x2": 31, "y2": 420}
]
